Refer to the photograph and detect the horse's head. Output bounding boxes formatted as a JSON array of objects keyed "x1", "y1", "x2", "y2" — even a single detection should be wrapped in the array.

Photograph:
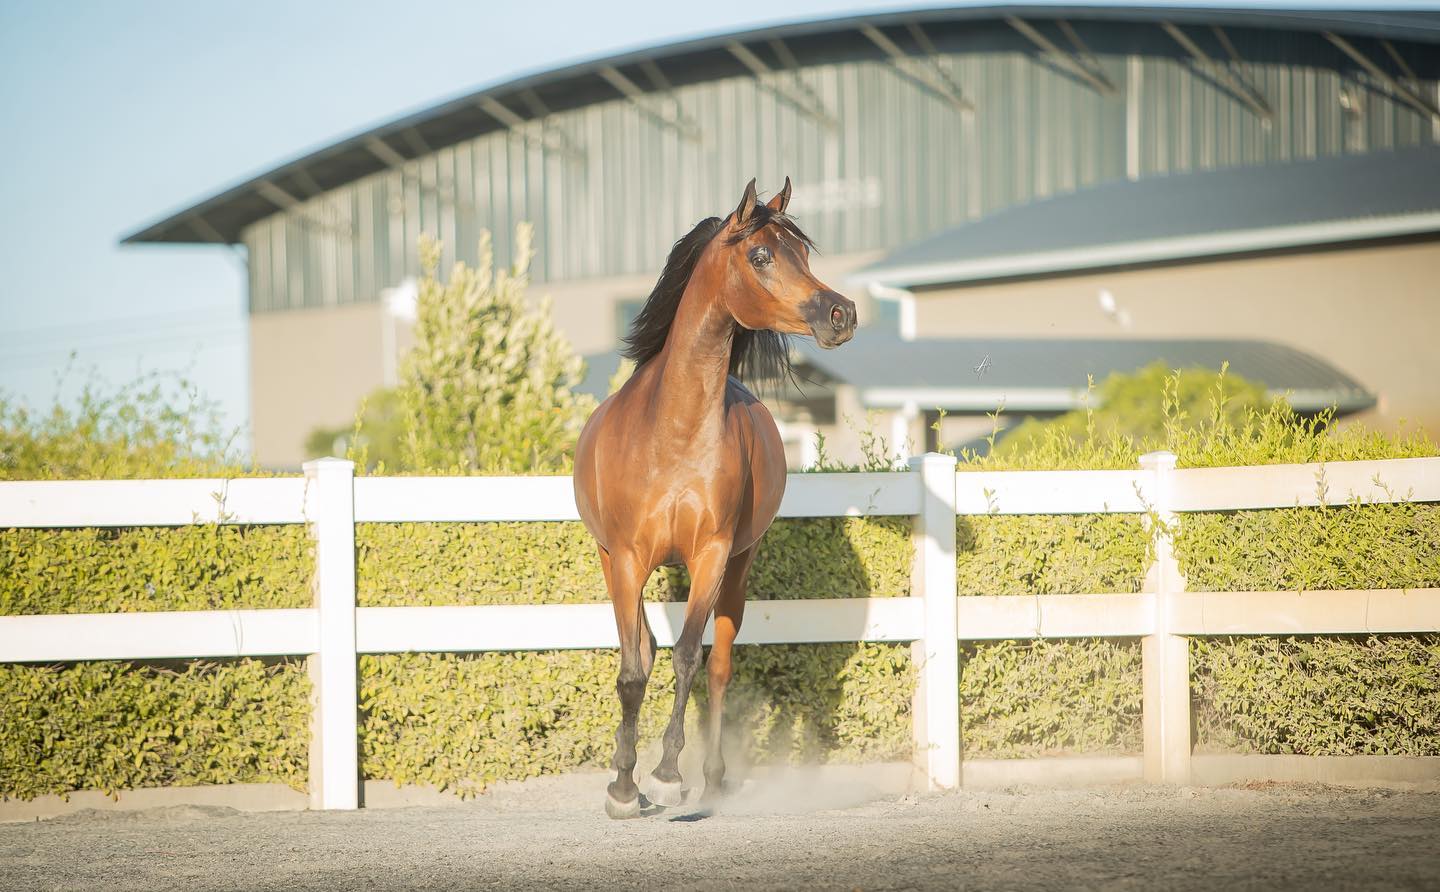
[{"x1": 720, "y1": 178, "x2": 856, "y2": 349}]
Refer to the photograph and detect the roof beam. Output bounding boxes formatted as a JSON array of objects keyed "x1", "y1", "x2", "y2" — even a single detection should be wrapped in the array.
[
  {"x1": 475, "y1": 96, "x2": 586, "y2": 161},
  {"x1": 290, "y1": 168, "x2": 324, "y2": 199},
  {"x1": 860, "y1": 24, "x2": 973, "y2": 112},
  {"x1": 256, "y1": 180, "x2": 303, "y2": 210},
  {"x1": 638, "y1": 60, "x2": 673, "y2": 92},
  {"x1": 768, "y1": 37, "x2": 802, "y2": 71},
  {"x1": 256, "y1": 180, "x2": 355, "y2": 240},
  {"x1": 1325, "y1": 32, "x2": 1440, "y2": 121},
  {"x1": 1380, "y1": 39, "x2": 1420, "y2": 88},
  {"x1": 185, "y1": 213, "x2": 228, "y2": 244},
  {"x1": 597, "y1": 65, "x2": 702, "y2": 142},
  {"x1": 1006, "y1": 17, "x2": 1115, "y2": 95},
  {"x1": 726, "y1": 41, "x2": 838, "y2": 129},
  {"x1": 1162, "y1": 22, "x2": 1271, "y2": 121},
  {"x1": 364, "y1": 137, "x2": 408, "y2": 168},
  {"x1": 400, "y1": 128, "x2": 431, "y2": 156},
  {"x1": 519, "y1": 89, "x2": 551, "y2": 118}
]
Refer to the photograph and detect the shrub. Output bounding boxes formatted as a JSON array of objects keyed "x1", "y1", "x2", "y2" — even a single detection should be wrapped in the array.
[
  {"x1": 0, "y1": 371, "x2": 243, "y2": 481},
  {"x1": 1, "y1": 525, "x2": 310, "y2": 615},
  {"x1": 0, "y1": 658, "x2": 308, "y2": 799},
  {"x1": 960, "y1": 639, "x2": 1144, "y2": 757},
  {"x1": 1192, "y1": 636, "x2": 1440, "y2": 755},
  {"x1": 994, "y1": 362, "x2": 1267, "y2": 461},
  {"x1": 1179, "y1": 498, "x2": 1440, "y2": 754},
  {"x1": 954, "y1": 513, "x2": 1150, "y2": 756},
  {"x1": 951, "y1": 365, "x2": 1438, "y2": 757}
]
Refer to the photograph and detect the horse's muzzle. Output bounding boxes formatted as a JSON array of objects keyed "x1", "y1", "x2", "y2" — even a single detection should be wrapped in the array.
[{"x1": 808, "y1": 292, "x2": 856, "y2": 349}]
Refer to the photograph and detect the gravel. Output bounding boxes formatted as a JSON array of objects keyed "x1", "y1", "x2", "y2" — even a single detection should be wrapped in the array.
[{"x1": 3, "y1": 768, "x2": 1439, "y2": 891}]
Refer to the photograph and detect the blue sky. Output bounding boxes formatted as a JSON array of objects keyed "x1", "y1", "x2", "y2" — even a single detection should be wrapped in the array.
[{"x1": 0, "y1": 0, "x2": 1428, "y2": 453}]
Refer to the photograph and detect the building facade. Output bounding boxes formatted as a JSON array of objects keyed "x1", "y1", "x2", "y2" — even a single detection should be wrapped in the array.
[{"x1": 124, "y1": 6, "x2": 1440, "y2": 468}]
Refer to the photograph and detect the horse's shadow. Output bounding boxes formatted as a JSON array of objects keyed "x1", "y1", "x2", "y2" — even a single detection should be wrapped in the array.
[{"x1": 639, "y1": 515, "x2": 904, "y2": 804}]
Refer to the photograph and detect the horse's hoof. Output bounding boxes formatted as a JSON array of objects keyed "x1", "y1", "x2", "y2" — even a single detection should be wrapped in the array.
[
  {"x1": 605, "y1": 790, "x2": 641, "y2": 820},
  {"x1": 642, "y1": 776, "x2": 685, "y2": 808}
]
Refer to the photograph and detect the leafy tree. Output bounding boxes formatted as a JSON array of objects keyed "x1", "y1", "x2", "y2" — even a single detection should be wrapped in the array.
[
  {"x1": 324, "y1": 225, "x2": 595, "y2": 474},
  {"x1": 986, "y1": 362, "x2": 1266, "y2": 466},
  {"x1": 305, "y1": 388, "x2": 406, "y2": 472},
  {"x1": 966, "y1": 361, "x2": 1433, "y2": 469}
]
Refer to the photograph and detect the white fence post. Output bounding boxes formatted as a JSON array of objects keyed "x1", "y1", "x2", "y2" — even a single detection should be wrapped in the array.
[
  {"x1": 303, "y1": 458, "x2": 359, "y2": 810},
  {"x1": 908, "y1": 452, "x2": 960, "y2": 791},
  {"x1": 1140, "y1": 451, "x2": 1191, "y2": 784}
]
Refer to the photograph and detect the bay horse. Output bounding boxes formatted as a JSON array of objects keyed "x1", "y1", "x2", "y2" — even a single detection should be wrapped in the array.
[{"x1": 573, "y1": 177, "x2": 857, "y2": 818}]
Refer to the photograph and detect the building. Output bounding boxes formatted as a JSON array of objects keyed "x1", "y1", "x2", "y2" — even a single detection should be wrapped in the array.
[
  {"x1": 847, "y1": 146, "x2": 1440, "y2": 452},
  {"x1": 122, "y1": 5, "x2": 1440, "y2": 468}
]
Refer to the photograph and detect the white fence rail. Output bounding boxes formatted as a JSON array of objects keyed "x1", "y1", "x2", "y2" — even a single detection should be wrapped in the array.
[{"x1": 2, "y1": 454, "x2": 1438, "y2": 809}]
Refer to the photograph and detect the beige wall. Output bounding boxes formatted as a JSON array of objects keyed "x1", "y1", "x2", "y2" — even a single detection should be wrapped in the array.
[
  {"x1": 912, "y1": 240, "x2": 1440, "y2": 436},
  {"x1": 250, "y1": 303, "x2": 391, "y2": 469}
]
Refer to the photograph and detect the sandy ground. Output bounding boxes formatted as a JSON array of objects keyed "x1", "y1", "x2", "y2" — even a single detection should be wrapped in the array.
[{"x1": 3, "y1": 768, "x2": 1439, "y2": 891}]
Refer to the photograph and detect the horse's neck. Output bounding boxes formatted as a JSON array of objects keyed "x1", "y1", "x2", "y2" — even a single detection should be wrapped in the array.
[{"x1": 652, "y1": 281, "x2": 735, "y2": 435}]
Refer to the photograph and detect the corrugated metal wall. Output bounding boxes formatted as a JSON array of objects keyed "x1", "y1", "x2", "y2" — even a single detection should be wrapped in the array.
[{"x1": 243, "y1": 30, "x2": 1437, "y2": 313}]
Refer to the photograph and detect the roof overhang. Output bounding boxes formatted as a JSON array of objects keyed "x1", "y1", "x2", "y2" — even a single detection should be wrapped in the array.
[
  {"x1": 851, "y1": 210, "x2": 1440, "y2": 289},
  {"x1": 857, "y1": 385, "x2": 1376, "y2": 415},
  {"x1": 122, "y1": 4, "x2": 1440, "y2": 247}
]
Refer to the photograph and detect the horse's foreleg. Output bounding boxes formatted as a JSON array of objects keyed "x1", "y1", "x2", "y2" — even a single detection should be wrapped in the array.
[
  {"x1": 704, "y1": 545, "x2": 754, "y2": 802},
  {"x1": 702, "y1": 544, "x2": 760, "y2": 801},
  {"x1": 646, "y1": 540, "x2": 732, "y2": 807},
  {"x1": 603, "y1": 548, "x2": 654, "y2": 819}
]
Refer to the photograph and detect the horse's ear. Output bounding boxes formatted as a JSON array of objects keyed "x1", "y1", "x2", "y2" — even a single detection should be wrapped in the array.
[
  {"x1": 766, "y1": 176, "x2": 792, "y2": 214},
  {"x1": 733, "y1": 178, "x2": 758, "y2": 225}
]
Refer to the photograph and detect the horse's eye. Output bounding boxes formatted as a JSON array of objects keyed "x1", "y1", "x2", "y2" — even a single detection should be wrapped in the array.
[{"x1": 749, "y1": 246, "x2": 772, "y2": 268}]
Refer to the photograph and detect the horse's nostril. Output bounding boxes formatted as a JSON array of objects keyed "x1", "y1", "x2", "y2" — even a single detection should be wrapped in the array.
[{"x1": 831, "y1": 305, "x2": 847, "y2": 330}]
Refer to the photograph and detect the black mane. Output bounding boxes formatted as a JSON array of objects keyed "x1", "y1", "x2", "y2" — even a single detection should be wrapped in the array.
[{"x1": 620, "y1": 204, "x2": 814, "y2": 386}]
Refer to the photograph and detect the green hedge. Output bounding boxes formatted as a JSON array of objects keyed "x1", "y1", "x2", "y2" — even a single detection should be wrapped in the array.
[
  {"x1": 1175, "y1": 503, "x2": 1440, "y2": 593},
  {"x1": 1191, "y1": 636, "x2": 1440, "y2": 755},
  {"x1": 956, "y1": 514, "x2": 1150, "y2": 756},
  {"x1": 0, "y1": 658, "x2": 308, "y2": 799},
  {"x1": 960, "y1": 639, "x2": 1144, "y2": 757},
  {"x1": 1177, "y1": 501, "x2": 1440, "y2": 755},
  {"x1": 4, "y1": 477, "x2": 1438, "y2": 798},
  {"x1": 1, "y1": 525, "x2": 310, "y2": 614},
  {"x1": 0, "y1": 516, "x2": 913, "y2": 800}
]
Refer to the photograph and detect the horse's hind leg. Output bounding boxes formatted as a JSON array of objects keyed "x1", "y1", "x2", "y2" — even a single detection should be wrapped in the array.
[
  {"x1": 704, "y1": 545, "x2": 755, "y2": 802},
  {"x1": 602, "y1": 547, "x2": 655, "y2": 819},
  {"x1": 645, "y1": 540, "x2": 732, "y2": 807}
]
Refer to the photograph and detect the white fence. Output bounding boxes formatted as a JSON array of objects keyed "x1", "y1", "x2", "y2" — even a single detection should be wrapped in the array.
[{"x1": 2, "y1": 453, "x2": 1438, "y2": 809}]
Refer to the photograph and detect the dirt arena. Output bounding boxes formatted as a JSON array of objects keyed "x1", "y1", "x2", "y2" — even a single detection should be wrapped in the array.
[{"x1": 3, "y1": 769, "x2": 1439, "y2": 891}]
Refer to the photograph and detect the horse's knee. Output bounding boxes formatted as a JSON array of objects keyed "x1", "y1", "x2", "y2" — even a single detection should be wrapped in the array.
[
  {"x1": 673, "y1": 640, "x2": 703, "y2": 684},
  {"x1": 618, "y1": 674, "x2": 645, "y2": 698},
  {"x1": 617, "y1": 663, "x2": 648, "y2": 711}
]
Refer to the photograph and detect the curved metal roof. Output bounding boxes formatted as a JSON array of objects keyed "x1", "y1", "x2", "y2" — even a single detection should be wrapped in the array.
[
  {"x1": 854, "y1": 145, "x2": 1440, "y2": 287},
  {"x1": 123, "y1": 4, "x2": 1440, "y2": 246}
]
